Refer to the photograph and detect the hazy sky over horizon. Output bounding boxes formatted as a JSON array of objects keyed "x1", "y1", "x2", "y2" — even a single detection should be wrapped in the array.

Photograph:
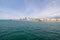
[{"x1": 0, "y1": 0, "x2": 60, "y2": 19}]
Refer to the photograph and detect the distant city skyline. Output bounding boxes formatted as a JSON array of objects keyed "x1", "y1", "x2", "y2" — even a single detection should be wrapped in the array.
[{"x1": 0, "y1": 0, "x2": 60, "y2": 19}]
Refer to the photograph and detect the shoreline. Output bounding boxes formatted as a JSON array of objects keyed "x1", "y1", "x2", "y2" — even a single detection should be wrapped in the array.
[
  {"x1": 19, "y1": 20, "x2": 60, "y2": 22},
  {"x1": 0, "y1": 19, "x2": 60, "y2": 22}
]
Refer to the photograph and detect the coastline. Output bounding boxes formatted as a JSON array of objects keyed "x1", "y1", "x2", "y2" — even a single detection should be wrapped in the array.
[
  {"x1": 19, "y1": 20, "x2": 60, "y2": 22},
  {"x1": 0, "y1": 19, "x2": 60, "y2": 22},
  {"x1": 19, "y1": 17, "x2": 60, "y2": 22}
]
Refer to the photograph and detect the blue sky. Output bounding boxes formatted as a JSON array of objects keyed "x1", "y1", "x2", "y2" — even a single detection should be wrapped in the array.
[{"x1": 0, "y1": 0, "x2": 60, "y2": 19}]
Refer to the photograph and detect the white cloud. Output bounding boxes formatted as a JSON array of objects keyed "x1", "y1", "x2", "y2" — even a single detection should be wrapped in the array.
[
  {"x1": 0, "y1": 0, "x2": 60, "y2": 19},
  {"x1": 24, "y1": 0, "x2": 60, "y2": 18},
  {"x1": 0, "y1": 7, "x2": 25, "y2": 19}
]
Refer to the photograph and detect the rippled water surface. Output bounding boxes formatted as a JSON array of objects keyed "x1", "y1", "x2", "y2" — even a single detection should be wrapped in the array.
[{"x1": 0, "y1": 20, "x2": 60, "y2": 40}]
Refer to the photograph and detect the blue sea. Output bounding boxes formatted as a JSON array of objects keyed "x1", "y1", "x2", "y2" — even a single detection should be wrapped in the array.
[{"x1": 0, "y1": 20, "x2": 60, "y2": 40}]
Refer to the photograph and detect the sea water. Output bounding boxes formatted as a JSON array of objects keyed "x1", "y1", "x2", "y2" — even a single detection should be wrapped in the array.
[{"x1": 0, "y1": 20, "x2": 60, "y2": 40}]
